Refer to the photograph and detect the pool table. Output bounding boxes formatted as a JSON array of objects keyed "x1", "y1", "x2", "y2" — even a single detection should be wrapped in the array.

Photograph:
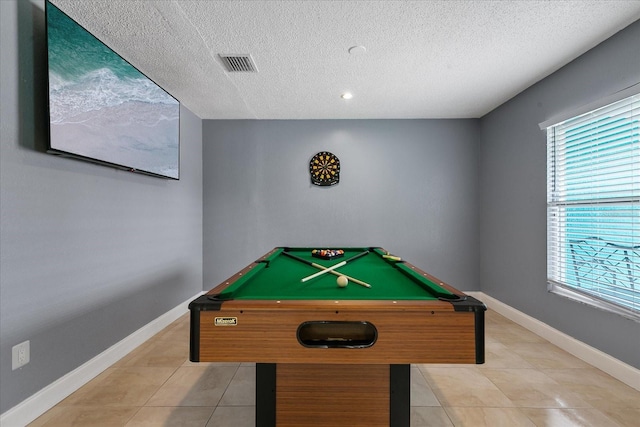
[{"x1": 189, "y1": 247, "x2": 485, "y2": 427}]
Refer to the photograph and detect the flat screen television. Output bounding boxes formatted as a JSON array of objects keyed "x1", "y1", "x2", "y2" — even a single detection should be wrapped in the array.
[{"x1": 45, "y1": 1, "x2": 180, "y2": 180}]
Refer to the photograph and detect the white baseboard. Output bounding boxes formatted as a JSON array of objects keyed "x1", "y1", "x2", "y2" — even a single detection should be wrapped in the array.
[
  {"x1": 0, "y1": 293, "x2": 203, "y2": 427},
  {"x1": 469, "y1": 291, "x2": 640, "y2": 392}
]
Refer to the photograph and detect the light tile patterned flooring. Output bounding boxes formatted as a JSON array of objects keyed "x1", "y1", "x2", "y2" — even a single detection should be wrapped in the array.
[{"x1": 29, "y1": 310, "x2": 640, "y2": 426}]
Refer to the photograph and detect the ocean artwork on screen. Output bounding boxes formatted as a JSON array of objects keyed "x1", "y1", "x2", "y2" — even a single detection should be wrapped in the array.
[{"x1": 46, "y1": 1, "x2": 180, "y2": 179}]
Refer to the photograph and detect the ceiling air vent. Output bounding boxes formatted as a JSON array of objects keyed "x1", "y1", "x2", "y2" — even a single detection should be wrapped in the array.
[{"x1": 219, "y1": 54, "x2": 258, "y2": 72}]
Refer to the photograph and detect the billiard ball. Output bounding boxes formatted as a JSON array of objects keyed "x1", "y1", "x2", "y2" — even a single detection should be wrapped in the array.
[{"x1": 337, "y1": 275, "x2": 348, "y2": 287}]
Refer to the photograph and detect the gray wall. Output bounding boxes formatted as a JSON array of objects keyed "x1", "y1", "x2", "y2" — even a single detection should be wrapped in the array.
[
  {"x1": 479, "y1": 20, "x2": 640, "y2": 368},
  {"x1": 203, "y1": 119, "x2": 480, "y2": 292},
  {"x1": 0, "y1": 0, "x2": 203, "y2": 413}
]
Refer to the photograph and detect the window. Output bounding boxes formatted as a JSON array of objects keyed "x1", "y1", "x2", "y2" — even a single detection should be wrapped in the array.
[{"x1": 546, "y1": 93, "x2": 639, "y2": 320}]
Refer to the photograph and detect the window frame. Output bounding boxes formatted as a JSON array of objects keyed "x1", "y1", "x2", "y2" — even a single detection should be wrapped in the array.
[{"x1": 543, "y1": 88, "x2": 639, "y2": 322}]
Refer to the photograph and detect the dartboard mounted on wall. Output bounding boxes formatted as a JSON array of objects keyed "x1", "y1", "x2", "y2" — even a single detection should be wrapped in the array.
[{"x1": 309, "y1": 151, "x2": 340, "y2": 186}]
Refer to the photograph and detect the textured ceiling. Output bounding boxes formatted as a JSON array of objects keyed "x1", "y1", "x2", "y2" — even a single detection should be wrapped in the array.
[{"x1": 50, "y1": 0, "x2": 640, "y2": 120}]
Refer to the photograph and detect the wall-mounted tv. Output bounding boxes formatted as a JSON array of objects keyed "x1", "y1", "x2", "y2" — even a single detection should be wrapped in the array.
[{"x1": 45, "y1": 1, "x2": 180, "y2": 180}]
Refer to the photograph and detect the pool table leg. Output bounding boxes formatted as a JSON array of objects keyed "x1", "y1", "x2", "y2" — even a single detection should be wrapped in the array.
[
  {"x1": 390, "y1": 364, "x2": 410, "y2": 427},
  {"x1": 256, "y1": 363, "x2": 276, "y2": 427},
  {"x1": 255, "y1": 363, "x2": 410, "y2": 427}
]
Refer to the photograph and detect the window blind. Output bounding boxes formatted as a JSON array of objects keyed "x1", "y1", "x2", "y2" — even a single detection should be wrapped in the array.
[{"x1": 546, "y1": 93, "x2": 639, "y2": 318}]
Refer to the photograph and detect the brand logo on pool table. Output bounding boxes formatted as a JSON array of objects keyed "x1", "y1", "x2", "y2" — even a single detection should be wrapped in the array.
[{"x1": 214, "y1": 317, "x2": 237, "y2": 326}]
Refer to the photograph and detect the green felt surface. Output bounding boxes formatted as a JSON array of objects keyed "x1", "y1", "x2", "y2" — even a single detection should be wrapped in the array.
[{"x1": 217, "y1": 247, "x2": 456, "y2": 300}]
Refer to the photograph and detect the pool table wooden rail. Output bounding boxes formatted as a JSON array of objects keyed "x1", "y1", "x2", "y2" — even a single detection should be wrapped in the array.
[{"x1": 193, "y1": 307, "x2": 477, "y2": 364}]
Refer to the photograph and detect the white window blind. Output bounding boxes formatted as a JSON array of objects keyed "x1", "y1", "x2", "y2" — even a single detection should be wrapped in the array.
[{"x1": 546, "y1": 93, "x2": 639, "y2": 319}]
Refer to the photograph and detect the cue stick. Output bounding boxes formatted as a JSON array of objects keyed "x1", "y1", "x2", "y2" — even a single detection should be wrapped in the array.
[
  {"x1": 283, "y1": 251, "x2": 372, "y2": 288},
  {"x1": 301, "y1": 260, "x2": 346, "y2": 282}
]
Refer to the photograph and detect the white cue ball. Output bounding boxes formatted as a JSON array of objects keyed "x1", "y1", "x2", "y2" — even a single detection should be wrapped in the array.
[{"x1": 337, "y1": 275, "x2": 348, "y2": 287}]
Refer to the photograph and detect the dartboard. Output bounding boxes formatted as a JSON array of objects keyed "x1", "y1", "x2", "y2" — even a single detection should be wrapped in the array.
[{"x1": 309, "y1": 151, "x2": 340, "y2": 186}]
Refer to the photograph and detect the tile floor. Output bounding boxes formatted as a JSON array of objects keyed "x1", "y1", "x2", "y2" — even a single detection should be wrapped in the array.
[{"x1": 29, "y1": 310, "x2": 640, "y2": 426}]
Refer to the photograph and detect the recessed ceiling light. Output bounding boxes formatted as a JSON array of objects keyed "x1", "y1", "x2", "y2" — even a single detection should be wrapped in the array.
[
  {"x1": 341, "y1": 92, "x2": 353, "y2": 100},
  {"x1": 348, "y1": 45, "x2": 367, "y2": 55}
]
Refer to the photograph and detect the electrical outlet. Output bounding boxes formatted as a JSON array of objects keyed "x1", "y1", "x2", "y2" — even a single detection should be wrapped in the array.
[{"x1": 12, "y1": 340, "x2": 30, "y2": 370}]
